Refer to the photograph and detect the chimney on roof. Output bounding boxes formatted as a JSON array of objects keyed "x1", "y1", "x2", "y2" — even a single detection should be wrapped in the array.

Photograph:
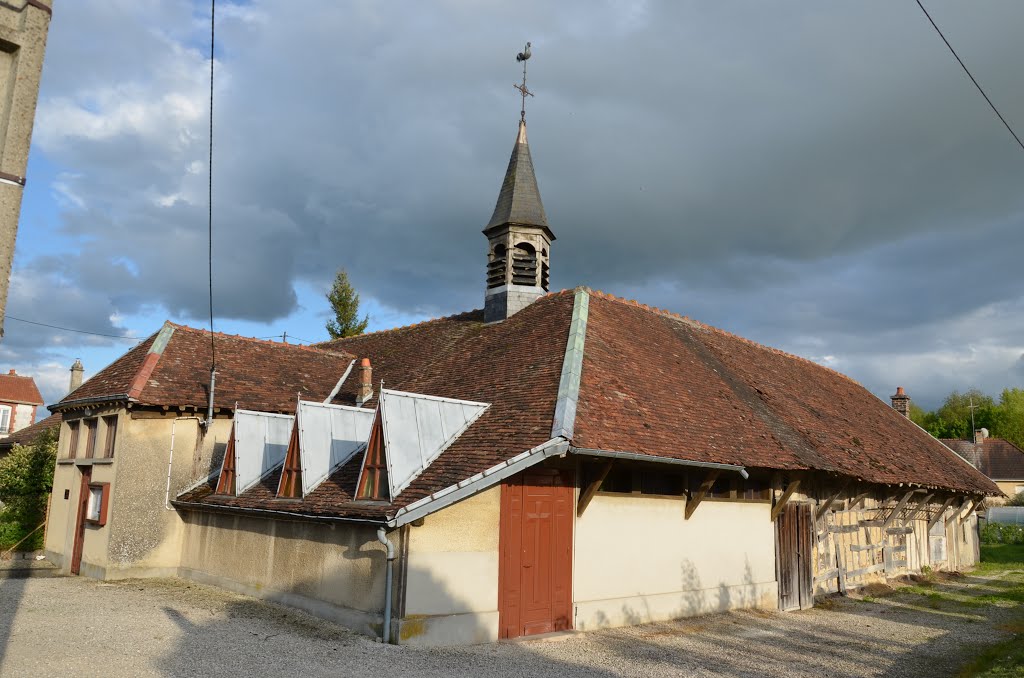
[
  {"x1": 890, "y1": 386, "x2": 910, "y2": 418},
  {"x1": 69, "y1": 359, "x2": 84, "y2": 394},
  {"x1": 7, "y1": 369, "x2": 14, "y2": 376},
  {"x1": 975, "y1": 428, "x2": 989, "y2": 445},
  {"x1": 356, "y1": 358, "x2": 373, "y2": 407}
]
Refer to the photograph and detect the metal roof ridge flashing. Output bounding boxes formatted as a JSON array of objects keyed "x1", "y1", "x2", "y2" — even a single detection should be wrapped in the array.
[{"x1": 551, "y1": 288, "x2": 589, "y2": 440}]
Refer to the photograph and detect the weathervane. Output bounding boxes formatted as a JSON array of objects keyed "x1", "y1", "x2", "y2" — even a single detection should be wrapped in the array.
[{"x1": 514, "y1": 42, "x2": 533, "y2": 122}]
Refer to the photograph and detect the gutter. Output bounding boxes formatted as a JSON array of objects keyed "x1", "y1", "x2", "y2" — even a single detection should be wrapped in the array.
[
  {"x1": 170, "y1": 499, "x2": 387, "y2": 526},
  {"x1": 570, "y1": 447, "x2": 749, "y2": 479}
]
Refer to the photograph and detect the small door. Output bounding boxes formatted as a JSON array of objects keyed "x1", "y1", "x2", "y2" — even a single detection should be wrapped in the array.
[
  {"x1": 498, "y1": 467, "x2": 574, "y2": 639},
  {"x1": 70, "y1": 466, "x2": 92, "y2": 575},
  {"x1": 776, "y1": 502, "x2": 814, "y2": 611}
]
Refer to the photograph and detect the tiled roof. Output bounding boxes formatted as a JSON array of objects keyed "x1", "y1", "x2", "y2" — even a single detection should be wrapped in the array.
[
  {"x1": 0, "y1": 412, "x2": 60, "y2": 452},
  {"x1": 56, "y1": 323, "x2": 355, "y2": 413},
  {"x1": 0, "y1": 370, "x2": 43, "y2": 405},
  {"x1": 178, "y1": 288, "x2": 997, "y2": 523},
  {"x1": 941, "y1": 438, "x2": 1024, "y2": 481}
]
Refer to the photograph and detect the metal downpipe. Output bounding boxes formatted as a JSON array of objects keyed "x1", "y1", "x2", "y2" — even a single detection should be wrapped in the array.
[{"x1": 376, "y1": 527, "x2": 395, "y2": 643}]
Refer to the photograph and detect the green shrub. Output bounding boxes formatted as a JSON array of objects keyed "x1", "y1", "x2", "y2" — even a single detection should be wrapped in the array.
[
  {"x1": 981, "y1": 522, "x2": 1024, "y2": 545},
  {"x1": 0, "y1": 429, "x2": 56, "y2": 551},
  {"x1": 1007, "y1": 492, "x2": 1024, "y2": 507}
]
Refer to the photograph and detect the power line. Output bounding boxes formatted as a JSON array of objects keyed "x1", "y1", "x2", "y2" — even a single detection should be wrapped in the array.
[
  {"x1": 4, "y1": 315, "x2": 137, "y2": 341},
  {"x1": 914, "y1": 0, "x2": 1024, "y2": 153},
  {"x1": 207, "y1": 0, "x2": 217, "y2": 370}
]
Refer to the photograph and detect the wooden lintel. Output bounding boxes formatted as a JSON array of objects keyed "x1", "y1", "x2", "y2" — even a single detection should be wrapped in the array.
[
  {"x1": 945, "y1": 498, "x2": 973, "y2": 527},
  {"x1": 685, "y1": 470, "x2": 721, "y2": 520},
  {"x1": 905, "y1": 493, "x2": 935, "y2": 523},
  {"x1": 770, "y1": 479, "x2": 801, "y2": 522},
  {"x1": 928, "y1": 497, "x2": 955, "y2": 530},
  {"x1": 576, "y1": 460, "x2": 613, "y2": 518},
  {"x1": 882, "y1": 491, "x2": 915, "y2": 529}
]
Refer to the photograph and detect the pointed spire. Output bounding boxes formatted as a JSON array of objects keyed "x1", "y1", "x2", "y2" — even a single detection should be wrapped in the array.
[{"x1": 484, "y1": 120, "x2": 553, "y2": 240}]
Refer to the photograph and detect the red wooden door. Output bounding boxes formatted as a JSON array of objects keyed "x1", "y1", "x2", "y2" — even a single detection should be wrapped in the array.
[
  {"x1": 70, "y1": 467, "x2": 91, "y2": 575},
  {"x1": 498, "y1": 467, "x2": 574, "y2": 639}
]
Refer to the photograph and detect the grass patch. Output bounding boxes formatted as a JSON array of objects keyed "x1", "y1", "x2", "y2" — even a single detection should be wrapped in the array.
[
  {"x1": 957, "y1": 634, "x2": 1024, "y2": 677},
  {"x1": 978, "y1": 544, "x2": 1024, "y2": 569},
  {"x1": 954, "y1": 546, "x2": 1024, "y2": 677}
]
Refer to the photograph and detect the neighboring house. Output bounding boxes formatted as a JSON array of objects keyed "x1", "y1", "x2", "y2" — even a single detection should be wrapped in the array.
[
  {"x1": 0, "y1": 412, "x2": 60, "y2": 456},
  {"x1": 942, "y1": 431, "x2": 1024, "y2": 504},
  {"x1": 0, "y1": 369, "x2": 44, "y2": 438},
  {"x1": 44, "y1": 117, "x2": 999, "y2": 646}
]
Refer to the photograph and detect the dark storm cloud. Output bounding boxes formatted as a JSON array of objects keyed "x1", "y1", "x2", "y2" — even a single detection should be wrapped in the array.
[{"x1": 20, "y1": 0, "x2": 1024, "y2": 403}]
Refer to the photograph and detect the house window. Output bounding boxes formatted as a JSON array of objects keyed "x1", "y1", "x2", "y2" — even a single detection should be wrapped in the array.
[
  {"x1": 102, "y1": 416, "x2": 118, "y2": 458},
  {"x1": 83, "y1": 418, "x2": 98, "y2": 458},
  {"x1": 67, "y1": 421, "x2": 81, "y2": 458},
  {"x1": 86, "y1": 483, "x2": 110, "y2": 526},
  {"x1": 357, "y1": 412, "x2": 389, "y2": 501},
  {"x1": 0, "y1": 405, "x2": 11, "y2": 434}
]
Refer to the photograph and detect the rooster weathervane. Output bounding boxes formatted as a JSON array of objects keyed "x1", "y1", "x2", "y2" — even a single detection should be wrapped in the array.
[{"x1": 514, "y1": 42, "x2": 533, "y2": 122}]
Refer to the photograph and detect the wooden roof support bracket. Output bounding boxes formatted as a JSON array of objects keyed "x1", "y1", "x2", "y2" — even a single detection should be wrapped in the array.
[
  {"x1": 849, "y1": 490, "x2": 871, "y2": 511},
  {"x1": 816, "y1": 482, "x2": 849, "y2": 521},
  {"x1": 905, "y1": 493, "x2": 935, "y2": 523},
  {"x1": 770, "y1": 479, "x2": 801, "y2": 522},
  {"x1": 928, "y1": 496, "x2": 956, "y2": 531},
  {"x1": 685, "y1": 469, "x2": 720, "y2": 520},
  {"x1": 945, "y1": 497, "x2": 973, "y2": 527},
  {"x1": 956, "y1": 497, "x2": 984, "y2": 526},
  {"x1": 881, "y1": 491, "x2": 915, "y2": 530},
  {"x1": 577, "y1": 460, "x2": 612, "y2": 518}
]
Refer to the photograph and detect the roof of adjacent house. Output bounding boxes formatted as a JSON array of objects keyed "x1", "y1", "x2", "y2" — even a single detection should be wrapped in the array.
[
  {"x1": 941, "y1": 438, "x2": 1024, "y2": 481},
  {"x1": 0, "y1": 412, "x2": 60, "y2": 452},
  {"x1": 0, "y1": 370, "x2": 43, "y2": 405},
  {"x1": 176, "y1": 288, "x2": 998, "y2": 524},
  {"x1": 54, "y1": 323, "x2": 355, "y2": 413}
]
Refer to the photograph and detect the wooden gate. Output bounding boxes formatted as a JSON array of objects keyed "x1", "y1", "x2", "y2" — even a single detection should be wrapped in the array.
[
  {"x1": 498, "y1": 467, "x2": 574, "y2": 639},
  {"x1": 70, "y1": 466, "x2": 92, "y2": 575},
  {"x1": 776, "y1": 502, "x2": 814, "y2": 611}
]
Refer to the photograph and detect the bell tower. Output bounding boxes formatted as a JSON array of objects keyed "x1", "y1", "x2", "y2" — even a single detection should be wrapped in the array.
[{"x1": 484, "y1": 43, "x2": 554, "y2": 323}]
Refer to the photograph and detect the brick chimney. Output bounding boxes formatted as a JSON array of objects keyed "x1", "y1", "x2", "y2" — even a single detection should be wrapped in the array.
[
  {"x1": 890, "y1": 386, "x2": 910, "y2": 418},
  {"x1": 974, "y1": 428, "x2": 988, "y2": 445},
  {"x1": 69, "y1": 359, "x2": 84, "y2": 393},
  {"x1": 356, "y1": 358, "x2": 373, "y2": 407},
  {"x1": 7, "y1": 369, "x2": 14, "y2": 375}
]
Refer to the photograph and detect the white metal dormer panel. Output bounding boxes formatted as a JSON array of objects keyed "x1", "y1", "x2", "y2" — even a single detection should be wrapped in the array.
[
  {"x1": 379, "y1": 388, "x2": 490, "y2": 498},
  {"x1": 297, "y1": 400, "x2": 375, "y2": 496},
  {"x1": 233, "y1": 409, "x2": 294, "y2": 495}
]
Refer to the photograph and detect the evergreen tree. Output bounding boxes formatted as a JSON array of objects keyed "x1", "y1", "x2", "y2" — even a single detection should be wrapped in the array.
[{"x1": 325, "y1": 269, "x2": 369, "y2": 339}]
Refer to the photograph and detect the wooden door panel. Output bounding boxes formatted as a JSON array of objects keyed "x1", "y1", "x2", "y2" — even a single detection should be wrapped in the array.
[
  {"x1": 70, "y1": 467, "x2": 91, "y2": 575},
  {"x1": 499, "y1": 467, "x2": 574, "y2": 638}
]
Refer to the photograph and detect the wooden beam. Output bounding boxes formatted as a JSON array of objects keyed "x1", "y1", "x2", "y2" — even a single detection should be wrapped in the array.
[
  {"x1": 833, "y1": 534, "x2": 848, "y2": 595},
  {"x1": 881, "y1": 491, "x2": 915, "y2": 530},
  {"x1": 770, "y1": 479, "x2": 801, "y2": 522},
  {"x1": 849, "y1": 491, "x2": 871, "y2": 511},
  {"x1": 685, "y1": 470, "x2": 720, "y2": 520},
  {"x1": 576, "y1": 460, "x2": 613, "y2": 518},
  {"x1": 957, "y1": 497, "x2": 984, "y2": 525},
  {"x1": 905, "y1": 493, "x2": 935, "y2": 523},
  {"x1": 928, "y1": 497, "x2": 955, "y2": 531},
  {"x1": 945, "y1": 498, "x2": 973, "y2": 527},
  {"x1": 816, "y1": 483, "x2": 848, "y2": 521}
]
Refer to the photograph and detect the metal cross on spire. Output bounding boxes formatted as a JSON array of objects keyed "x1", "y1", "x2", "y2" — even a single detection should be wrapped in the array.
[{"x1": 513, "y1": 41, "x2": 533, "y2": 122}]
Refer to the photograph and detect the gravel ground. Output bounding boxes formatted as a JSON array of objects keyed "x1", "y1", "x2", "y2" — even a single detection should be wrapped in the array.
[{"x1": 1, "y1": 567, "x2": 1021, "y2": 677}]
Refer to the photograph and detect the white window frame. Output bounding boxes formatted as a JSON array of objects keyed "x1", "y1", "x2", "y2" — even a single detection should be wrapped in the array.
[{"x1": 0, "y1": 405, "x2": 11, "y2": 434}]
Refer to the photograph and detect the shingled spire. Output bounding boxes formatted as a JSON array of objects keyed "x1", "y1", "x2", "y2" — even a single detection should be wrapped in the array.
[{"x1": 483, "y1": 120, "x2": 555, "y2": 323}]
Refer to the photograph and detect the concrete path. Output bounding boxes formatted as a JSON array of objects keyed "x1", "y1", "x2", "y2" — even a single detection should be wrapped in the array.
[{"x1": 0, "y1": 567, "x2": 1020, "y2": 677}]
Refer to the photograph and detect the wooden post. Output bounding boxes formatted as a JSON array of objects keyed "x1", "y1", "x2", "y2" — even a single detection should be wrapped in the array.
[
  {"x1": 771, "y1": 479, "x2": 801, "y2": 522},
  {"x1": 849, "y1": 491, "x2": 871, "y2": 511},
  {"x1": 816, "y1": 483, "x2": 848, "y2": 521},
  {"x1": 957, "y1": 497, "x2": 983, "y2": 525},
  {"x1": 833, "y1": 533, "x2": 847, "y2": 595},
  {"x1": 946, "y1": 498, "x2": 973, "y2": 527},
  {"x1": 685, "y1": 470, "x2": 720, "y2": 520},
  {"x1": 881, "y1": 491, "x2": 915, "y2": 529},
  {"x1": 576, "y1": 460, "x2": 612, "y2": 518},
  {"x1": 928, "y1": 497, "x2": 955, "y2": 531}
]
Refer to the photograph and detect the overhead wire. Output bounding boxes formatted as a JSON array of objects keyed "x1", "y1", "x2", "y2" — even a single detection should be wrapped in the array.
[
  {"x1": 914, "y1": 0, "x2": 1024, "y2": 153},
  {"x1": 3, "y1": 315, "x2": 138, "y2": 341}
]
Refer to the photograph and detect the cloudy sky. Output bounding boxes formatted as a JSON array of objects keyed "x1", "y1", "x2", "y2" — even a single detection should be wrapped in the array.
[{"x1": 4, "y1": 0, "x2": 1024, "y2": 413}]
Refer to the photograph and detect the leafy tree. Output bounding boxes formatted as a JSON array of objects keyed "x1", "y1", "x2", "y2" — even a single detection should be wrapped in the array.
[
  {"x1": 927, "y1": 389, "x2": 996, "y2": 440},
  {"x1": 993, "y1": 388, "x2": 1024, "y2": 450},
  {"x1": 0, "y1": 428, "x2": 57, "y2": 550},
  {"x1": 325, "y1": 269, "x2": 369, "y2": 340}
]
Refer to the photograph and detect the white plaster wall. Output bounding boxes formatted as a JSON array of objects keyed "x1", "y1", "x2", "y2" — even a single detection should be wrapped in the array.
[
  {"x1": 400, "y1": 486, "x2": 501, "y2": 645},
  {"x1": 574, "y1": 496, "x2": 778, "y2": 630},
  {"x1": 13, "y1": 403, "x2": 34, "y2": 432}
]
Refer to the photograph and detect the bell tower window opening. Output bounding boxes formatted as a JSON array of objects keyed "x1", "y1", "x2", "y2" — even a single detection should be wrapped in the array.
[
  {"x1": 487, "y1": 244, "x2": 507, "y2": 289},
  {"x1": 540, "y1": 248, "x2": 550, "y2": 291},
  {"x1": 511, "y1": 242, "x2": 538, "y2": 287}
]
